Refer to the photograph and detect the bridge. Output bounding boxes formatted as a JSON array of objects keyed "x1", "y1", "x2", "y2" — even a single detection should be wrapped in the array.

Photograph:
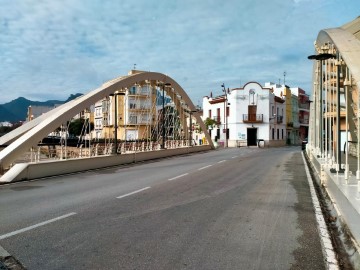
[
  {"x1": 306, "y1": 16, "x2": 360, "y2": 253},
  {"x1": 0, "y1": 70, "x2": 214, "y2": 183}
]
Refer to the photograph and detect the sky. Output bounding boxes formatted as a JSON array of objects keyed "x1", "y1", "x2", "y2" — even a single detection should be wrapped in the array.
[{"x1": 0, "y1": 0, "x2": 359, "y2": 106}]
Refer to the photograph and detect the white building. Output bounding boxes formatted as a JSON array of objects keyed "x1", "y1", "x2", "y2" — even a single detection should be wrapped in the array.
[
  {"x1": 203, "y1": 82, "x2": 287, "y2": 147},
  {"x1": 0, "y1": 121, "x2": 12, "y2": 127},
  {"x1": 93, "y1": 99, "x2": 110, "y2": 139}
]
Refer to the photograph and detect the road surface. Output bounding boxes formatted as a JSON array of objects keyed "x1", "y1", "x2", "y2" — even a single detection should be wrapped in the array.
[{"x1": 0, "y1": 147, "x2": 325, "y2": 269}]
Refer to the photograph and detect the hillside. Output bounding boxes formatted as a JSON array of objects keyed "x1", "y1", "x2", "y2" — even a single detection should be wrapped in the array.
[{"x1": 0, "y1": 93, "x2": 83, "y2": 122}]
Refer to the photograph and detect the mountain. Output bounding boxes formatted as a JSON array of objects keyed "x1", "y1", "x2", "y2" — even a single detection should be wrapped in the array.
[
  {"x1": 0, "y1": 93, "x2": 83, "y2": 122},
  {"x1": 0, "y1": 106, "x2": 17, "y2": 122}
]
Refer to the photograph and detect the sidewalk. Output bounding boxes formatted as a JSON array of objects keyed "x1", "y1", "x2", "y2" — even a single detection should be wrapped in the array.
[{"x1": 307, "y1": 150, "x2": 360, "y2": 250}]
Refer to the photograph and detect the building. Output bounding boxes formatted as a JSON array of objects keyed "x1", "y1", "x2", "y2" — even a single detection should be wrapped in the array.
[
  {"x1": 265, "y1": 83, "x2": 309, "y2": 145},
  {"x1": 93, "y1": 70, "x2": 169, "y2": 142},
  {"x1": 291, "y1": 87, "x2": 310, "y2": 141},
  {"x1": 93, "y1": 98, "x2": 110, "y2": 139},
  {"x1": 27, "y1": 105, "x2": 59, "y2": 121},
  {"x1": 203, "y1": 82, "x2": 287, "y2": 147}
]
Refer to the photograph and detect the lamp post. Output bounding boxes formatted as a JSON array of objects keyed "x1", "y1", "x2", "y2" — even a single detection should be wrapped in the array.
[
  {"x1": 221, "y1": 83, "x2": 228, "y2": 148},
  {"x1": 110, "y1": 91, "x2": 125, "y2": 154},
  {"x1": 308, "y1": 53, "x2": 335, "y2": 159}
]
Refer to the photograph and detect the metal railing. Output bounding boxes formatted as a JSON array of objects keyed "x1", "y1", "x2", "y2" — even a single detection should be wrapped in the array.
[{"x1": 243, "y1": 114, "x2": 263, "y2": 123}]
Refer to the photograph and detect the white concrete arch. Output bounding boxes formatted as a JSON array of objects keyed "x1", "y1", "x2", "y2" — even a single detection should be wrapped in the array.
[
  {"x1": 316, "y1": 27, "x2": 360, "y2": 91},
  {"x1": 0, "y1": 71, "x2": 214, "y2": 170},
  {"x1": 0, "y1": 97, "x2": 82, "y2": 146}
]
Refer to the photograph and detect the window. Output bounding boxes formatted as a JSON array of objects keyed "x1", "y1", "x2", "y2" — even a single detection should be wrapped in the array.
[
  {"x1": 129, "y1": 114, "x2": 137, "y2": 124},
  {"x1": 209, "y1": 109, "x2": 212, "y2": 118},
  {"x1": 277, "y1": 129, "x2": 279, "y2": 140},
  {"x1": 140, "y1": 100, "x2": 150, "y2": 109},
  {"x1": 103, "y1": 117, "x2": 108, "y2": 126},
  {"x1": 141, "y1": 115, "x2": 150, "y2": 124},
  {"x1": 130, "y1": 86, "x2": 136, "y2": 95},
  {"x1": 129, "y1": 98, "x2": 136, "y2": 109},
  {"x1": 272, "y1": 128, "x2": 275, "y2": 139},
  {"x1": 102, "y1": 100, "x2": 108, "y2": 113},
  {"x1": 226, "y1": 106, "x2": 230, "y2": 117},
  {"x1": 282, "y1": 129, "x2": 284, "y2": 139},
  {"x1": 141, "y1": 86, "x2": 149, "y2": 95}
]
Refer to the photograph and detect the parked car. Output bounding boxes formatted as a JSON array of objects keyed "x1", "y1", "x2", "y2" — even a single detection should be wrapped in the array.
[{"x1": 301, "y1": 138, "x2": 308, "y2": 150}]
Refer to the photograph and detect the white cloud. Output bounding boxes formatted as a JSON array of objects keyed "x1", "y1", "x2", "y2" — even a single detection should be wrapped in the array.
[{"x1": 0, "y1": 0, "x2": 359, "y2": 105}]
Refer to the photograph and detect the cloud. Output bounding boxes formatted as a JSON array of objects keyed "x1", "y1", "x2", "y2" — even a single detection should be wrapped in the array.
[{"x1": 0, "y1": 0, "x2": 359, "y2": 105}]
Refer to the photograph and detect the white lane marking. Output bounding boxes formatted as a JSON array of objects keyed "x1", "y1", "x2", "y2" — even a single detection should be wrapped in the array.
[
  {"x1": 217, "y1": 160, "x2": 226, "y2": 163},
  {"x1": 301, "y1": 152, "x2": 339, "y2": 269},
  {"x1": 116, "y1": 186, "x2": 151, "y2": 199},
  {"x1": 168, "y1": 173, "x2": 188, "y2": 181},
  {"x1": 231, "y1": 156, "x2": 238, "y2": 159},
  {"x1": 0, "y1": 212, "x2": 77, "y2": 240},
  {"x1": 198, "y1": 165, "x2": 213, "y2": 171}
]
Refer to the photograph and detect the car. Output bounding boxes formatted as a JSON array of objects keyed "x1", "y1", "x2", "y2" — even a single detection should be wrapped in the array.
[{"x1": 301, "y1": 138, "x2": 308, "y2": 150}]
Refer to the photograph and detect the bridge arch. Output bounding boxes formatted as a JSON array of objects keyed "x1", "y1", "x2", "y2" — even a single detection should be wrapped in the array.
[
  {"x1": 0, "y1": 71, "x2": 214, "y2": 170},
  {"x1": 308, "y1": 17, "x2": 360, "y2": 175}
]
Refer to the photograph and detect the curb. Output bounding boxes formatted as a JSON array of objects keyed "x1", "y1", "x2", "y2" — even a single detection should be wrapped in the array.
[
  {"x1": 0, "y1": 244, "x2": 25, "y2": 270},
  {"x1": 302, "y1": 152, "x2": 339, "y2": 269}
]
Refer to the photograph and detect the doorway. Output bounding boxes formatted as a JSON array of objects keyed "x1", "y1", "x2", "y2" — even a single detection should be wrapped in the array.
[{"x1": 247, "y1": 128, "x2": 257, "y2": 146}]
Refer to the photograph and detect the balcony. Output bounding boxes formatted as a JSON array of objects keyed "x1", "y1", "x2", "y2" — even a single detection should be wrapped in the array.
[
  {"x1": 243, "y1": 114, "x2": 263, "y2": 123},
  {"x1": 299, "y1": 118, "x2": 309, "y2": 125},
  {"x1": 298, "y1": 102, "x2": 310, "y2": 110}
]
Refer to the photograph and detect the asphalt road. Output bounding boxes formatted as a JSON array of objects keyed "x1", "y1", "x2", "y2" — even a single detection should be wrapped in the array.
[{"x1": 0, "y1": 147, "x2": 325, "y2": 269}]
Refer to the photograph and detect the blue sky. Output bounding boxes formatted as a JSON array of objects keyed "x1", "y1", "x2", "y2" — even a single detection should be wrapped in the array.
[{"x1": 0, "y1": 0, "x2": 359, "y2": 105}]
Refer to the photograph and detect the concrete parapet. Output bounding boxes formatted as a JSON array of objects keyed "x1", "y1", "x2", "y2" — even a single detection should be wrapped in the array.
[{"x1": 0, "y1": 145, "x2": 211, "y2": 183}]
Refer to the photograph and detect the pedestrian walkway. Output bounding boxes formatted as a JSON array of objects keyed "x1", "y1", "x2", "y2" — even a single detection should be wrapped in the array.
[{"x1": 307, "y1": 150, "x2": 360, "y2": 253}]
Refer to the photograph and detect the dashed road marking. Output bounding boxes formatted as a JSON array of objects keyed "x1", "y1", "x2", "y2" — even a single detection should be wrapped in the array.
[
  {"x1": 198, "y1": 165, "x2": 213, "y2": 171},
  {"x1": 168, "y1": 173, "x2": 188, "y2": 181},
  {"x1": 116, "y1": 187, "x2": 151, "y2": 199},
  {"x1": 0, "y1": 212, "x2": 77, "y2": 240}
]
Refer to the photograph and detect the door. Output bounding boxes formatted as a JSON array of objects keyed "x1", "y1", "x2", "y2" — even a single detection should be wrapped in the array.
[
  {"x1": 247, "y1": 128, "x2": 257, "y2": 146},
  {"x1": 248, "y1": 105, "x2": 257, "y2": 122}
]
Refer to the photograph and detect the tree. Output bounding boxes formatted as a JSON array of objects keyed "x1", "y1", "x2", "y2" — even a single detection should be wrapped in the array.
[
  {"x1": 204, "y1": 117, "x2": 217, "y2": 130},
  {"x1": 68, "y1": 119, "x2": 94, "y2": 136}
]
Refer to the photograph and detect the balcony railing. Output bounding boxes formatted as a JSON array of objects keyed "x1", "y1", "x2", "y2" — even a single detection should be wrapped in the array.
[
  {"x1": 298, "y1": 103, "x2": 310, "y2": 110},
  {"x1": 276, "y1": 115, "x2": 283, "y2": 124},
  {"x1": 243, "y1": 114, "x2": 263, "y2": 123},
  {"x1": 299, "y1": 118, "x2": 309, "y2": 125}
]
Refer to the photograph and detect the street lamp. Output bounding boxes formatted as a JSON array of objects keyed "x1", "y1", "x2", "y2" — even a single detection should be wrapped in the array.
[
  {"x1": 307, "y1": 53, "x2": 335, "y2": 159},
  {"x1": 221, "y1": 83, "x2": 229, "y2": 148},
  {"x1": 110, "y1": 91, "x2": 125, "y2": 154}
]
